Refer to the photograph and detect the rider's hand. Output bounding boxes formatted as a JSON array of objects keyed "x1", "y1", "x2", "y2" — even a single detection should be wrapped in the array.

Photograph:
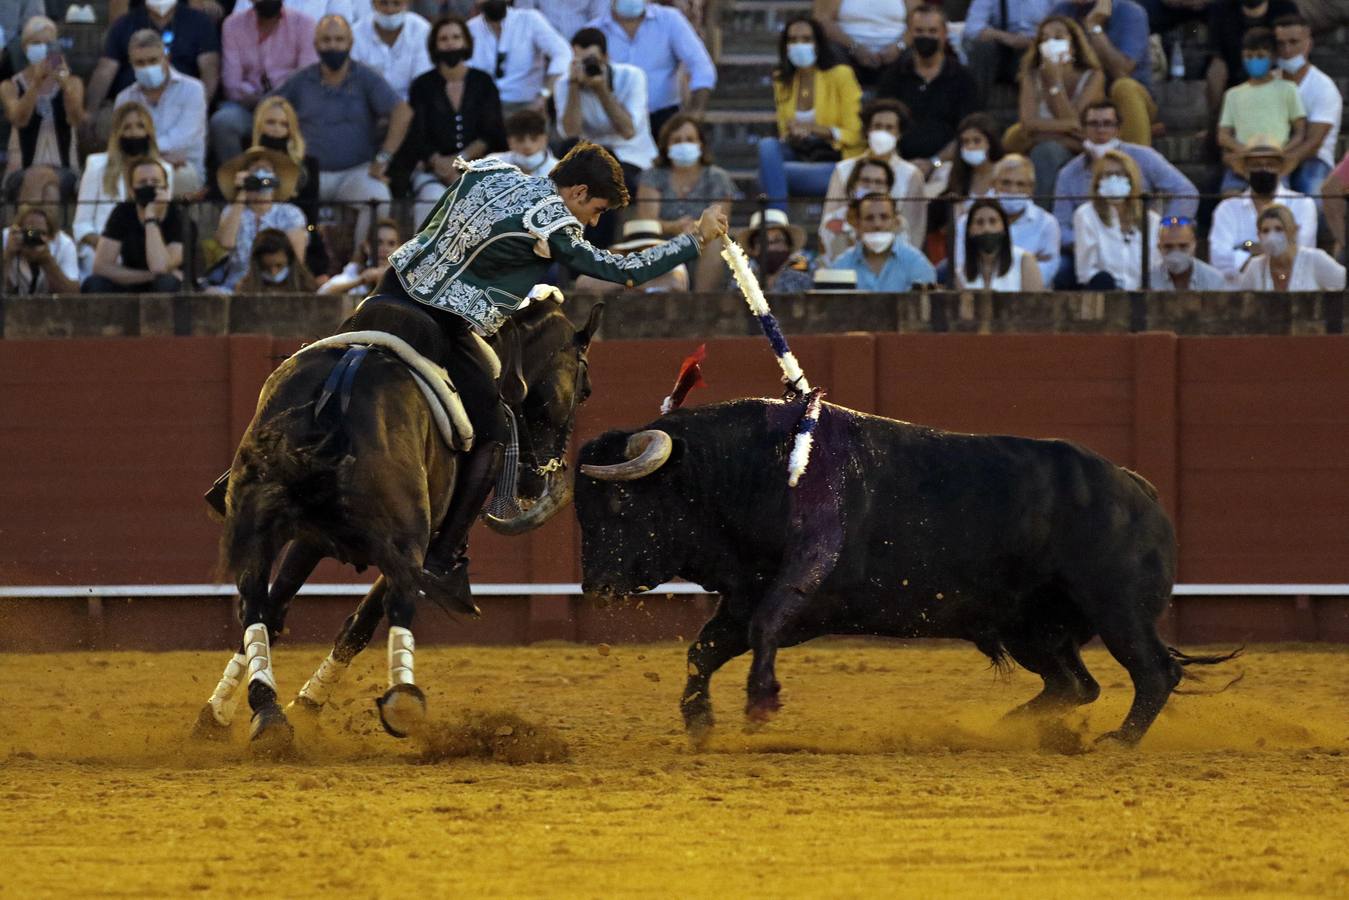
[{"x1": 695, "y1": 205, "x2": 728, "y2": 245}]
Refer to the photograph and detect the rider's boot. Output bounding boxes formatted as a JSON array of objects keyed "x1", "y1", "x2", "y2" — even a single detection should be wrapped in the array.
[{"x1": 419, "y1": 440, "x2": 504, "y2": 615}]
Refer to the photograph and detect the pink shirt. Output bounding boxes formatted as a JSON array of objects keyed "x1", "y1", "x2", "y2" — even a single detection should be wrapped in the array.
[
  {"x1": 221, "y1": 9, "x2": 319, "y2": 104},
  {"x1": 1333, "y1": 151, "x2": 1349, "y2": 184}
]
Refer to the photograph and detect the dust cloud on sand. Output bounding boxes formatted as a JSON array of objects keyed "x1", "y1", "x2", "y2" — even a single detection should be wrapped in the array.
[{"x1": 1, "y1": 641, "x2": 1345, "y2": 897}]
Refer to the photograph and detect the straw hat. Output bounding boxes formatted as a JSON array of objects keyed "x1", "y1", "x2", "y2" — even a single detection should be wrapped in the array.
[
  {"x1": 735, "y1": 208, "x2": 806, "y2": 252},
  {"x1": 611, "y1": 219, "x2": 665, "y2": 252},
  {"x1": 812, "y1": 267, "x2": 858, "y2": 291},
  {"x1": 216, "y1": 146, "x2": 300, "y2": 202},
  {"x1": 1239, "y1": 136, "x2": 1285, "y2": 163}
]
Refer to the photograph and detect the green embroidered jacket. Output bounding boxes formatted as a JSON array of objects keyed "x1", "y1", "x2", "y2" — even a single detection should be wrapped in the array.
[{"x1": 387, "y1": 157, "x2": 702, "y2": 335}]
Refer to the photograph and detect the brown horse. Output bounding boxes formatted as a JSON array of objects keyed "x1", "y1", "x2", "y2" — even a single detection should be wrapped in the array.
[{"x1": 197, "y1": 300, "x2": 602, "y2": 752}]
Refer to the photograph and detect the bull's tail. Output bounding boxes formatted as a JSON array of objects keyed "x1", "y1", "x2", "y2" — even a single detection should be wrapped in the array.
[{"x1": 1168, "y1": 645, "x2": 1245, "y2": 695}]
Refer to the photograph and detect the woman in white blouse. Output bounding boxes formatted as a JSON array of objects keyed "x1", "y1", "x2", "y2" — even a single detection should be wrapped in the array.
[
  {"x1": 957, "y1": 198, "x2": 1043, "y2": 291},
  {"x1": 1238, "y1": 204, "x2": 1347, "y2": 292},
  {"x1": 1073, "y1": 149, "x2": 1159, "y2": 290}
]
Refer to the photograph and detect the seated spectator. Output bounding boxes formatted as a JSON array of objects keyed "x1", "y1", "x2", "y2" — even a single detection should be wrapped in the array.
[
  {"x1": 352, "y1": 0, "x2": 433, "y2": 98},
  {"x1": 820, "y1": 99, "x2": 927, "y2": 251},
  {"x1": 212, "y1": 147, "x2": 307, "y2": 291},
  {"x1": 1053, "y1": 101, "x2": 1199, "y2": 251},
  {"x1": 112, "y1": 30, "x2": 207, "y2": 194},
  {"x1": 73, "y1": 102, "x2": 171, "y2": 279},
  {"x1": 759, "y1": 16, "x2": 862, "y2": 211},
  {"x1": 1273, "y1": 14, "x2": 1342, "y2": 199},
  {"x1": 1004, "y1": 16, "x2": 1104, "y2": 205},
  {"x1": 467, "y1": 1, "x2": 569, "y2": 115},
  {"x1": 1205, "y1": 0, "x2": 1298, "y2": 110},
  {"x1": 819, "y1": 157, "x2": 897, "y2": 266},
  {"x1": 211, "y1": 0, "x2": 317, "y2": 163},
  {"x1": 3, "y1": 204, "x2": 80, "y2": 294},
  {"x1": 1217, "y1": 28, "x2": 1305, "y2": 191},
  {"x1": 1050, "y1": 0, "x2": 1156, "y2": 146},
  {"x1": 589, "y1": 0, "x2": 716, "y2": 138},
  {"x1": 876, "y1": 5, "x2": 977, "y2": 181},
  {"x1": 85, "y1": 0, "x2": 220, "y2": 119},
  {"x1": 251, "y1": 96, "x2": 321, "y2": 219},
  {"x1": 1, "y1": 16, "x2": 84, "y2": 202},
  {"x1": 82, "y1": 155, "x2": 184, "y2": 294},
  {"x1": 957, "y1": 198, "x2": 1044, "y2": 291},
  {"x1": 575, "y1": 219, "x2": 689, "y2": 292},
  {"x1": 956, "y1": 154, "x2": 1061, "y2": 286},
  {"x1": 235, "y1": 226, "x2": 320, "y2": 293},
  {"x1": 962, "y1": 0, "x2": 1054, "y2": 106},
  {"x1": 487, "y1": 108, "x2": 559, "y2": 176},
  {"x1": 834, "y1": 193, "x2": 937, "y2": 291},
  {"x1": 1237, "y1": 203, "x2": 1345, "y2": 290},
  {"x1": 634, "y1": 113, "x2": 737, "y2": 289},
  {"x1": 231, "y1": 0, "x2": 356, "y2": 24},
  {"x1": 734, "y1": 209, "x2": 814, "y2": 293},
  {"x1": 1151, "y1": 215, "x2": 1228, "y2": 291},
  {"x1": 1072, "y1": 149, "x2": 1160, "y2": 289},
  {"x1": 319, "y1": 216, "x2": 400, "y2": 294},
  {"x1": 811, "y1": 0, "x2": 906, "y2": 88},
  {"x1": 1323, "y1": 150, "x2": 1349, "y2": 256},
  {"x1": 273, "y1": 15, "x2": 411, "y2": 256},
  {"x1": 1209, "y1": 140, "x2": 1317, "y2": 282},
  {"x1": 933, "y1": 112, "x2": 1005, "y2": 228},
  {"x1": 396, "y1": 14, "x2": 506, "y2": 223}
]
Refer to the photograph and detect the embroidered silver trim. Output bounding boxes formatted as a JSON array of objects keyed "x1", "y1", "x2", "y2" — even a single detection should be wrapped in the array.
[{"x1": 561, "y1": 227, "x2": 697, "y2": 271}]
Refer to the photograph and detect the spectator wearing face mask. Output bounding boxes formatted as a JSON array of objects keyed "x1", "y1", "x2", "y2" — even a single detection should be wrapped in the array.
[
  {"x1": 351, "y1": 0, "x2": 433, "y2": 99},
  {"x1": 1205, "y1": 0, "x2": 1298, "y2": 109},
  {"x1": 250, "y1": 96, "x2": 321, "y2": 222},
  {"x1": 467, "y1": 0, "x2": 571, "y2": 115},
  {"x1": 962, "y1": 0, "x2": 1054, "y2": 107},
  {"x1": 231, "y1": 0, "x2": 356, "y2": 24},
  {"x1": 933, "y1": 112, "x2": 1005, "y2": 247},
  {"x1": 1210, "y1": 140, "x2": 1317, "y2": 283},
  {"x1": 957, "y1": 198, "x2": 1044, "y2": 291},
  {"x1": 487, "y1": 108, "x2": 559, "y2": 176},
  {"x1": 319, "y1": 216, "x2": 401, "y2": 294},
  {"x1": 734, "y1": 209, "x2": 814, "y2": 293},
  {"x1": 588, "y1": 0, "x2": 716, "y2": 140},
  {"x1": 86, "y1": 0, "x2": 220, "y2": 121},
  {"x1": 1272, "y1": 14, "x2": 1341, "y2": 200},
  {"x1": 1216, "y1": 27, "x2": 1306, "y2": 192},
  {"x1": 212, "y1": 0, "x2": 318, "y2": 164},
  {"x1": 819, "y1": 99, "x2": 926, "y2": 251},
  {"x1": 82, "y1": 155, "x2": 184, "y2": 293},
  {"x1": 760, "y1": 16, "x2": 862, "y2": 211},
  {"x1": 3, "y1": 204, "x2": 80, "y2": 294},
  {"x1": 1236, "y1": 203, "x2": 1345, "y2": 290},
  {"x1": 955, "y1": 154, "x2": 1060, "y2": 287},
  {"x1": 236, "y1": 226, "x2": 320, "y2": 293},
  {"x1": 875, "y1": 5, "x2": 976, "y2": 182},
  {"x1": 819, "y1": 158, "x2": 897, "y2": 265},
  {"x1": 811, "y1": 0, "x2": 908, "y2": 88},
  {"x1": 396, "y1": 15, "x2": 506, "y2": 223},
  {"x1": 1050, "y1": 0, "x2": 1156, "y2": 146},
  {"x1": 1, "y1": 17, "x2": 85, "y2": 203},
  {"x1": 1072, "y1": 148, "x2": 1159, "y2": 290},
  {"x1": 1053, "y1": 101, "x2": 1197, "y2": 251},
  {"x1": 1150, "y1": 216, "x2": 1228, "y2": 291},
  {"x1": 834, "y1": 193, "x2": 936, "y2": 291},
  {"x1": 212, "y1": 146, "x2": 307, "y2": 291},
  {"x1": 112, "y1": 29, "x2": 207, "y2": 194}
]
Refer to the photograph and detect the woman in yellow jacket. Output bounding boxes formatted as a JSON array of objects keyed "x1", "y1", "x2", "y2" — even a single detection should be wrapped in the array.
[{"x1": 758, "y1": 16, "x2": 864, "y2": 212}]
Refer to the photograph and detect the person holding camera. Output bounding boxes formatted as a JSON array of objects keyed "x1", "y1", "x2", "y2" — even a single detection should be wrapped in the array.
[
  {"x1": 556, "y1": 27, "x2": 656, "y2": 247},
  {"x1": 3, "y1": 204, "x2": 80, "y2": 295},
  {"x1": 212, "y1": 146, "x2": 307, "y2": 291},
  {"x1": 81, "y1": 156, "x2": 184, "y2": 293}
]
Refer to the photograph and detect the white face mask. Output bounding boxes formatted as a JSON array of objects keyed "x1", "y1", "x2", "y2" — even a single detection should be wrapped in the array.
[
  {"x1": 1083, "y1": 137, "x2": 1120, "y2": 159},
  {"x1": 515, "y1": 149, "x2": 547, "y2": 171},
  {"x1": 264, "y1": 265, "x2": 290, "y2": 284},
  {"x1": 1162, "y1": 250, "x2": 1192, "y2": 274},
  {"x1": 786, "y1": 42, "x2": 816, "y2": 69},
  {"x1": 24, "y1": 42, "x2": 48, "y2": 65},
  {"x1": 1260, "y1": 231, "x2": 1289, "y2": 257},
  {"x1": 960, "y1": 147, "x2": 987, "y2": 167},
  {"x1": 861, "y1": 231, "x2": 895, "y2": 254},
  {"x1": 146, "y1": 0, "x2": 176, "y2": 15},
  {"x1": 374, "y1": 10, "x2": 406, "y2": 29},
  {"x1": 867, "y1": 130, "x2": 898, "y2": 157},
  {"x1": 998, "y1": 193, "x2": 1029, "y2": 215},
  {"x1": 134, "y1": 63, "x2": 167, "y2": 90},
  {"x1": 1098, "y1": 174, "x2": 1132, "y2": 199},
  {"x1": 1040, "y1": 37, "x2": 1072, "y2": 64},
  {"x1": 1278, "y1": 54, "x2": 1306, "y2": 74},
  {"x1": 667, "y1": 141, "x2": 702, "y2": 168}
]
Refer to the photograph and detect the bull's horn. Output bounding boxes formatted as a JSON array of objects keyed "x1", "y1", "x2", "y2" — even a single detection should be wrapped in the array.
[
  {"x1": 580, "y1": 430, "x2": 672, "y2": 481},
  {"x1": 484, "y1": 467, "x2": 574, "y2": 536}
]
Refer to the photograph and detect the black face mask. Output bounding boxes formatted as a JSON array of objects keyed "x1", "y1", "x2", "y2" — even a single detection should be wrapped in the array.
[
  {"x1": 1248, "y1": 169, "x2": 1278, "y2": 195},
  {"x1": 318, "y1": 48, "x2": 349, "y2": 71},
  {"x1": 973, "y1": 232, "x2": 1003, "y2": 255},
  {"x1": 912, "y1": 36, "x2": 941, "y2": 58},
  {"x1": 759, "y1": 248, "x2": 791, "y2": 275},
  {"x1": 119, "y1": 135, "x2": 151, "y2": 157},
  {"x1": 436, "y1": 48, "x2": 468, "y2": 68},
  {"x1": 255, "y1": 0, "x2": 283, "y2": 18},
  {"x1": 258, "y1": 133, "x2": 289, "y2": 152},
  {"x1": 482, "y1": 0, "x2": 508, "y2": 22},
  {"x1": 133, "y1": 184, "x2": 159, "y2": 206}
]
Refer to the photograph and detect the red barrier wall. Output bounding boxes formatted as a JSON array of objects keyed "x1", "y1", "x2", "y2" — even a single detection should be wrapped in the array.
[{"x1": 2, "y1": 333, "x2": 1346, "y2": 647}]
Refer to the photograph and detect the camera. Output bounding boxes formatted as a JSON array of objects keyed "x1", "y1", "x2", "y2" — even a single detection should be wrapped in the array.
[
  {"x1": 583, "y1": 58, "x2": 603, "y2": 78},
  {"x1": 243, "y1": 174, "x2": 276, "y2": 192},
  {"x1": 21, "y1": 228, "x2": 45, "y2": 247}
]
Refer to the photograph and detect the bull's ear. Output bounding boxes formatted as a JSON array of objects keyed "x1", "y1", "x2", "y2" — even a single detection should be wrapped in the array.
[{"x1": 575, "y1": 301, "x2": 605, "y2": 349}]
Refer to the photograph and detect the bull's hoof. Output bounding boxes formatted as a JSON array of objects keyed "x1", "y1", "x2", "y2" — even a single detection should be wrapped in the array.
[
  {"x1": 190, "y1": 704, "x2": 233, "y2": 742},
  {"x1": 376, "y1": 684, "x2": 428, "y2": 739},
  {"x1": 249, "y1": 705, "x2": 295, "y2": 758}
]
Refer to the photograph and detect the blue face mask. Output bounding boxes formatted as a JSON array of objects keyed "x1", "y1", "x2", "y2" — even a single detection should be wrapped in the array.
[
  {"x1": 613, "y1": 0, "x2": 645, "y2": 18},
  {"x1": 1244, "y1": 56, "x2": 1271, "y2": 78},
  {"x1": 264, "y1": 265, "x2": 290, "y2": 284},
  {"x1": 786, "y1": 42, "x2": 816, "y2": 69}
]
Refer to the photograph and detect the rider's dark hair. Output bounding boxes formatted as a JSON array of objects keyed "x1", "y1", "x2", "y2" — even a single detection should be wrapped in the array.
[{"x1": 550, "y1": 141, "x2": 629, "y2": 208}]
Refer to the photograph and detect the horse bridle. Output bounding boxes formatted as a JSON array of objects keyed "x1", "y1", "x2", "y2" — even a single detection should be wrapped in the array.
[{"x1": 518, "y1": 345, "x2": 590, "y2": 478}]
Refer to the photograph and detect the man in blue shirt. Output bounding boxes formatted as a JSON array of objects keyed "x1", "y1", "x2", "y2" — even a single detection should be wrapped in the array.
[
  {"x1": 962, "y1": 0, "x2": 1054, "y2": 106},
  {"x1": 1051, "y1": 0, "x2": 1156, "y2": 146},
  {"x1": 834, "y1": 194, "x2": 937, "y2": 292}
]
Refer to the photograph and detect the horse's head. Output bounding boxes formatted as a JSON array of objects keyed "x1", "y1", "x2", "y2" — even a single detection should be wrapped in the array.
[{"x1": 484, "y1": 299, "x2": 603, "y2": 535}]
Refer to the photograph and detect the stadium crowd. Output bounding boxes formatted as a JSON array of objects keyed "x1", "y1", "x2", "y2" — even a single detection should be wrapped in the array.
[{"x1": 1, "y1": 0, "x2": 1347, "y2": 298}]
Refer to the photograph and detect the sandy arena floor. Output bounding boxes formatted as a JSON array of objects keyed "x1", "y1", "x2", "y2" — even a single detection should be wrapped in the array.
[{"x1": 1, "y1": 640, "x2": 1346, "y2": 898}]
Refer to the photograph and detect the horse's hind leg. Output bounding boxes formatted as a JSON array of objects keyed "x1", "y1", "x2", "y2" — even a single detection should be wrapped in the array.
[
  {"x1": 288, "y1": 577, "x2": 388, "y2": 719},
  {"x1": 236, "y1": 538, "x2": 295, "y2": 756},
  {"x1": 374, "y1": 540, "x2": 432, "y2": 740}
]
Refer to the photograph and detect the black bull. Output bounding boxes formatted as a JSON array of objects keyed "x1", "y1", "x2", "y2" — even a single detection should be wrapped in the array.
[{"x1": 576, "y1": 398, "x2": 1235, "y2": 745}]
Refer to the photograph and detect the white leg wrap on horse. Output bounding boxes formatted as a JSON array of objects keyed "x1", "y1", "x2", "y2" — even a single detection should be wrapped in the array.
[
  {"x1": 388, "y1": 626, "x2": 415, "y2": 687},
  {"x1": 208, "y1": 652, "x2": 247, "y2": 725},
  {"x1": 297, "y1": 652, "x2": 348, "y2": 706},
  {"x1": 244, "y1": 623, "x2": 277, "y2": 692}
]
